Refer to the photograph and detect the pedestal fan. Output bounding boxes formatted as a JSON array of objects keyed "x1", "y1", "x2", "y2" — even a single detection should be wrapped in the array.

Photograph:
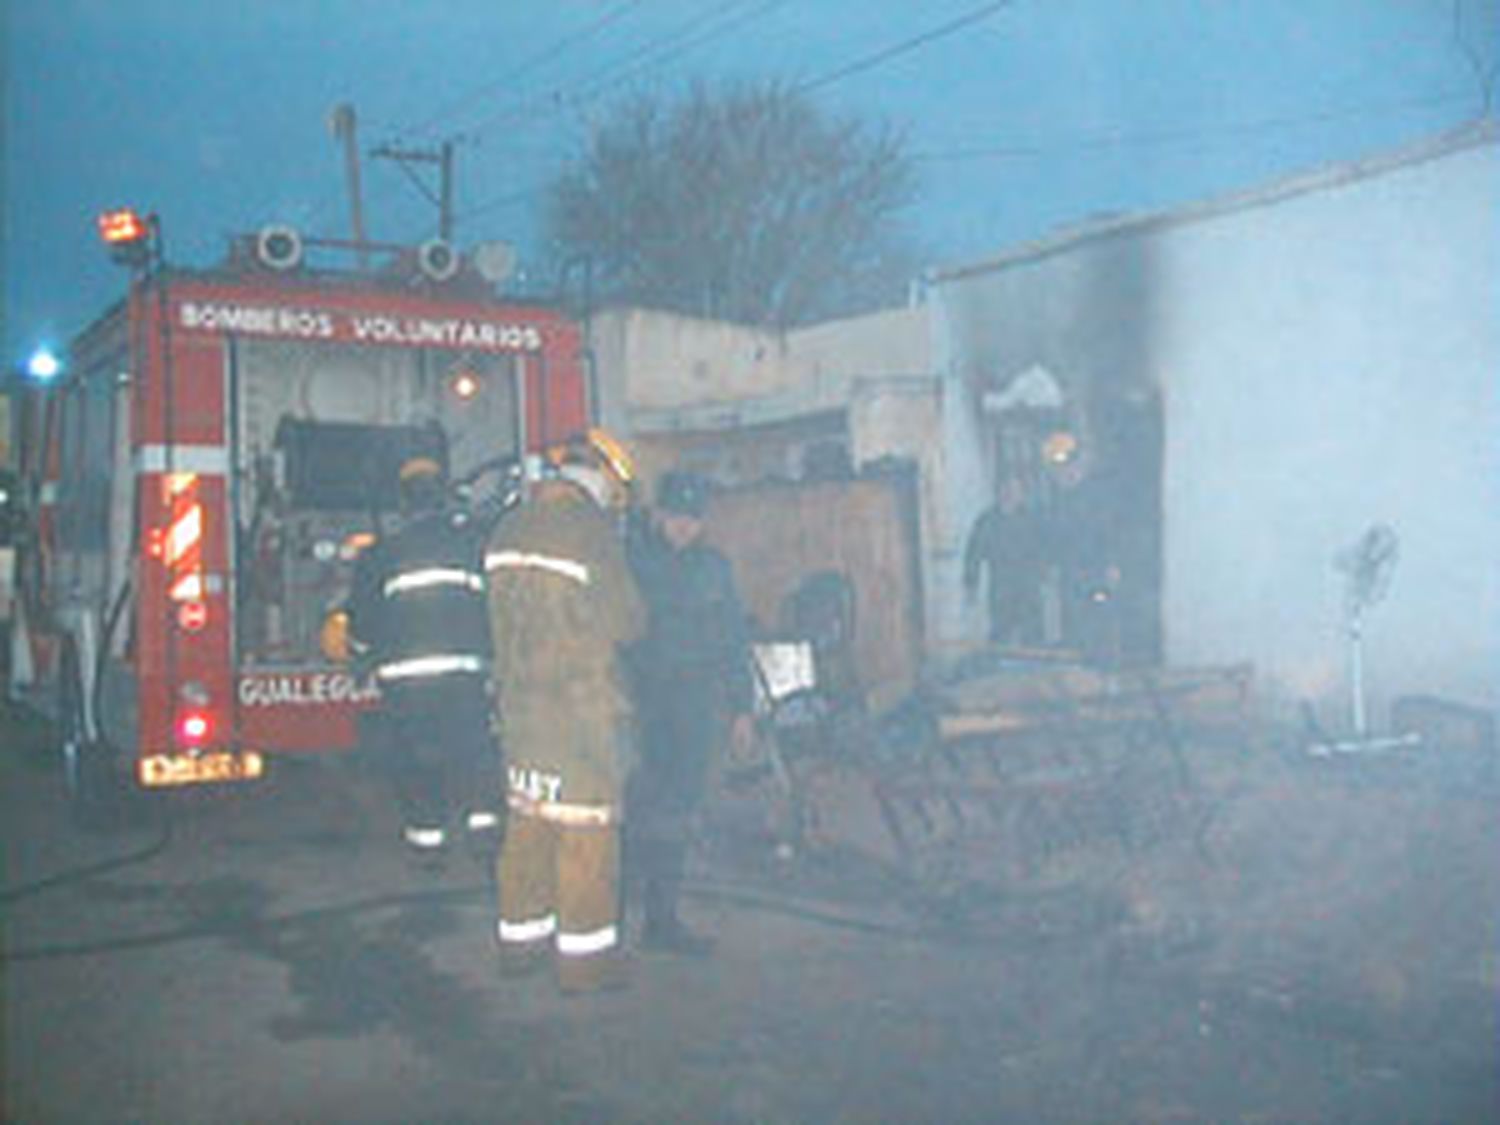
[{"x1": 1304, "y1": 523, "x2": 1421, "y2": 756}]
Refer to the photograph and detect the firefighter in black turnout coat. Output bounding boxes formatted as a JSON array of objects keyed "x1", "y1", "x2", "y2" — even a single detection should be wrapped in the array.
[
  {"x1": 347, "y1": 454, "x2": 501, "y2": 862},
  {"x1": 627, "y1": 470, "x2": 755, "y2": 954}
]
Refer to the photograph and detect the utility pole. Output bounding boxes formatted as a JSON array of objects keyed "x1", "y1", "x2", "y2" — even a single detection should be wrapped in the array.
[
  {"x1": 328, "y1": 104, "x2": 369, "y2": 269},
  {"x1": 370, "y1": 138, "x2": 457, "y2": 242}
]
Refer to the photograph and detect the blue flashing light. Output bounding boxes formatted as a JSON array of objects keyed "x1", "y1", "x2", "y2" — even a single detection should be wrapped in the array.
[{"x1": 26, "y1": 348, "x2": 61, "y2": 382}]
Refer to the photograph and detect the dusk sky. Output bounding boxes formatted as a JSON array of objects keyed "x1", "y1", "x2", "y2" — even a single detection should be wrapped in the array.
[{"x1": 4, "y1": 0, "x2": 1495, "y2": 365}]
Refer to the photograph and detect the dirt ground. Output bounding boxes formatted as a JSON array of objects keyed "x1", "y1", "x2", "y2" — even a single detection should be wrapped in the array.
[
  {"x1": 701, "y1": 709, "x2": 1500, "y2": 1123},
  {"x1": 3, "y1": 696, "x2": 1497, "y2": 1123}
]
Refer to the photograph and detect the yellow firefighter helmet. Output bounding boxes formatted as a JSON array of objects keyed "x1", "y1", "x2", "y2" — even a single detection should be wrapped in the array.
[
  {"x1": 585, "y1": 427, "x2": 635, "y2": 487},
  {"x1": 398, "y1": 455, "x2": 443, "y2": 483},
  {"x1": 545, "y1": 428, "x2": 635, "y2": 507},
  {"x1": 1041, "y1": 429, "x2": 1080, "y2": 466}
]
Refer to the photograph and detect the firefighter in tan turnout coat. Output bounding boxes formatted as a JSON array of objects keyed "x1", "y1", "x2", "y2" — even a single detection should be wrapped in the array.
[{"x1": 484, "y1": 432, "x2": 644, "y2": 992}]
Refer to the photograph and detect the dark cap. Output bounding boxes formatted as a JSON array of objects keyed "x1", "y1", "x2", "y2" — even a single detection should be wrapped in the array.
[{"x1": 656, "y1": 470, "x2": 709, "y2": 517}]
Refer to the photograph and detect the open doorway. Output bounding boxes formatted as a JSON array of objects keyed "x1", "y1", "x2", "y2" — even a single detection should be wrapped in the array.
[{"x1": 978, "y1": 373, "x2": 1163, "y2": 667}]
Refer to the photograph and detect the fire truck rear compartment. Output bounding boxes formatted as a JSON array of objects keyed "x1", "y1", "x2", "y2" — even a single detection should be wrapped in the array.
[{"x1": 232, "y1": 339, "x2": 520, "y2": 668}]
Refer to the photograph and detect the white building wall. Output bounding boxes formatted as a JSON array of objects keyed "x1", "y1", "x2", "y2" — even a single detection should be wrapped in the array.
[
  {"x1": 1154, "y1": 132, "x2": 1498, "y2": 716},
  {"x1": 933, "y1": 125, "x2": 1498, "y2": 716}
]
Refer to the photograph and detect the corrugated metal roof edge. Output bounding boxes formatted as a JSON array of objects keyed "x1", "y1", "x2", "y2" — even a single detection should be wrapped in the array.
[{"x1": 928, "y1": 117, "x2": 1499, "y2": 285}]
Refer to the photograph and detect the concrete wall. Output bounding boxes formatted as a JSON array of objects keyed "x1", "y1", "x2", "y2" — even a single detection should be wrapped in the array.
[
  {"x1": 590, "y1": 304, "x2": 931, "y2": 418},
  {"x1": 932, "y1": 124, "x2": 1498, "y2": 717},
  {"x1": 848, "y1": 377, "x2": 946, "y2": 650},
  {"x1": 590, "y1": 302, "x2": 938, "y2": 487},
  {"x1": 589, "y1": 303, "x2": 948, "y2": 667}
]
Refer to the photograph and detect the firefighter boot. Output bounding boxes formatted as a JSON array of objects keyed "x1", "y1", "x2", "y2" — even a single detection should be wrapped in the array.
[
  {"x1": 402, "y1": 824, "x2": 449, "y2": 873},
  {"x1": 639, "y1": 841, "x2": 715, "y2": 955},
  {"x1": 557, "y1": 949, "x2": 631, "y2": 995},
  {"x1": 463, "y1": 808, "x2": 504, "y2": 873},
  {"x1": 497, "y1": 943, "x2": 549, "y2": 980},
  {"x1": 640, "y1": 916, "x2": 716, "y2": 956}
]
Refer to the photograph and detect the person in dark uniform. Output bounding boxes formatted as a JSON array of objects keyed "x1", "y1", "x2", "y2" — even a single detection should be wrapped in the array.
[
  {"x1": 627, "y1": 470, "x2": 755, "y2": 955},
  {"x1": 1046, "y1": 449, "x2": 1122, "y2": 665},
  {"x1": 346, "y1": 452, "x2": 501, "y2": 866},
  {"x1": 962, "y1": 475, "x2": 1046, "y2": 646}
]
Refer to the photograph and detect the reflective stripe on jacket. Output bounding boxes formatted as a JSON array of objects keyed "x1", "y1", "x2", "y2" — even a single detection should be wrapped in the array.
[
  {"x1": 349, "y1": 504, "x2": 492, "y2": 684},
  {"x1": 485, "y1": 479, "x2": 644, "y2": 803}
]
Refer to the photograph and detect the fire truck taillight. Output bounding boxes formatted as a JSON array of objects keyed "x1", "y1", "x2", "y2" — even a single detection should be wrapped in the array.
[{"x1": 178, "y1": 601, "x2": 209, "y2": 632}]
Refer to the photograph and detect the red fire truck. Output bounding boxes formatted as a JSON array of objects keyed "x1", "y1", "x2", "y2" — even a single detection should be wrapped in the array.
[{"x1": 9, "y1": 214, "x2": 589, "y2": 818}]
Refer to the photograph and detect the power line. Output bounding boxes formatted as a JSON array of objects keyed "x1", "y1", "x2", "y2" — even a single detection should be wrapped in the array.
[
  {"x1": 912, "y1": 90, "x2": 1475, "y2": 162},
  {"x1": 795, "y1": 0, "x2": 1014, "y2": 95},
  {"x1": 457, "y1": 0, "x2": 790, "y2": 222},
  {"x1": 257, "y1": 2, "x2": 782, "y2": 241},
  {"x1": 358, "y1": 2, "x2": 652, "y2": 237},
  {"x1": 458, "y1": 89, "x2": 1478, "y2": 235},
  {"x1": 460, "y1": 0, "x2": 784, "y2": 142},
  {"x1": 424, "y1": 0, "x2": 1021, "y2": 230},
  {"x1": 1450, "y1": 0, "x2": 1500, "y2": 114},
  {"x1": 460, "y1": 185, "x2": 541, "y2": 224},
  {"x1": 437, "y1": 6, "x2": 1477, "y2": 243},
  {"x1": 562, "y1": 0, "x2": 791, "y2": 108},
  {"x1": 400, "y1": 0, "x2": 647, "y2": 139}
]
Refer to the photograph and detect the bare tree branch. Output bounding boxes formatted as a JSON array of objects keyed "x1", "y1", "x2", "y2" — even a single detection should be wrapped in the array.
[{"x1": 545, "y1": 79, "x2": 919, "y2": 327}]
